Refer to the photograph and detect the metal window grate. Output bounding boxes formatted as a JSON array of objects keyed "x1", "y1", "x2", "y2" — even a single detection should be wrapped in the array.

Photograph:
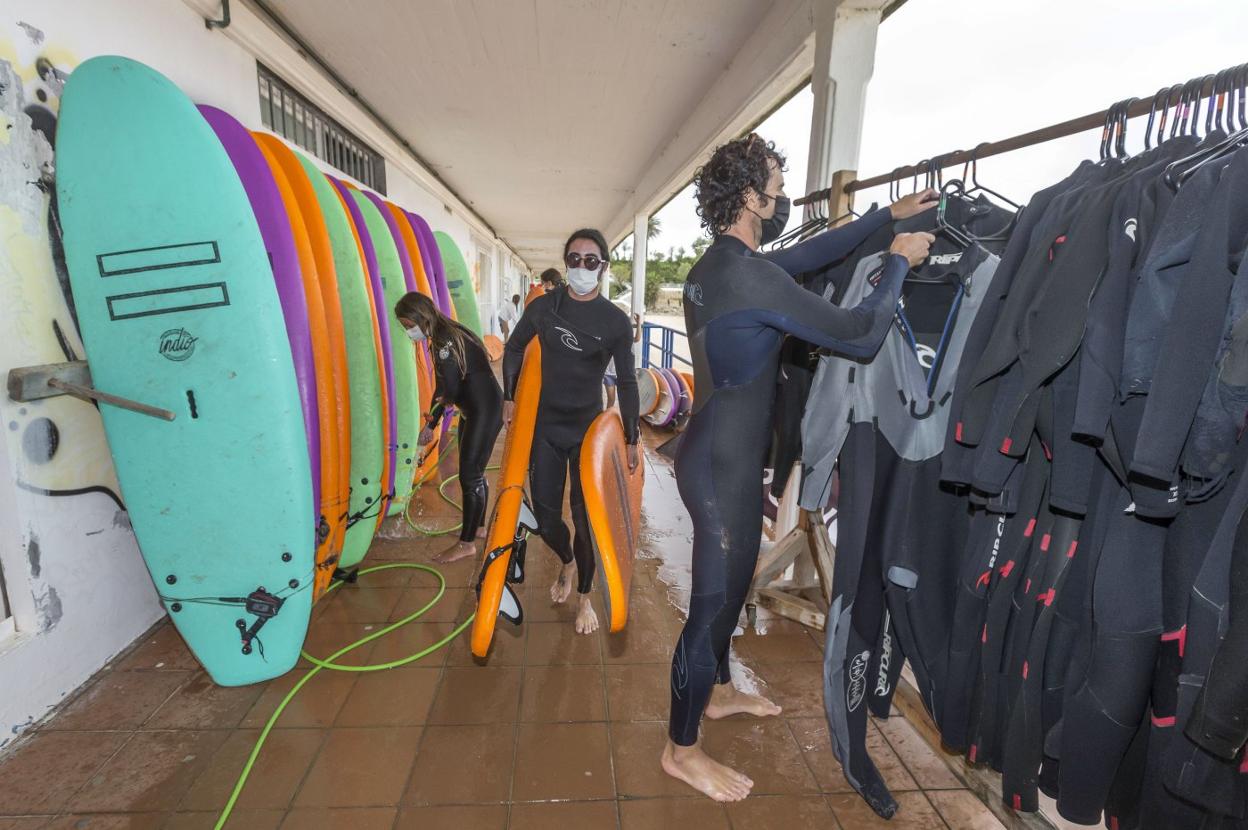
[{"x1": 257, "y1": 63, "x2": 387, "y2": 194}]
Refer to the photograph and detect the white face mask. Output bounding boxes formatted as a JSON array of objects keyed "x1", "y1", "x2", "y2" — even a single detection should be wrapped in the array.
[
  {"x1": 566, "y1": 267, "x2": 600, "y2": 295},
  {"x1": 405, "y1": 325, "x2": 427, "y2": 342}
]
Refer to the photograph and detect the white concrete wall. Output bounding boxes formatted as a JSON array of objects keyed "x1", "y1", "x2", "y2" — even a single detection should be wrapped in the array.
[{"x1": 0, "y1": 0, "x2": 510, "y2": 747}]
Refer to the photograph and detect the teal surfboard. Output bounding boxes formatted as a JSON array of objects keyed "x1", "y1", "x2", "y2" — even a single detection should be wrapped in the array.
[
  {"x1": 347, "y1": 190, "x2": 420, "y2": 516},
  {"x1": 56, "y1": 56, "x2": 313, "y2": 686},
  {"x1": 434, "y1": 232, "x2": 484, "y2": 336},
  {"x1": 295, "y1": 158, "x2": 385, "y2": 569}
]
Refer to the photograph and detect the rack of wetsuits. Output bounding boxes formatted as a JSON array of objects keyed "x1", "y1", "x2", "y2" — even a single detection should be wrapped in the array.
[{"x1": 787, "y1": 64, "x2": 1248, "y2": 828}]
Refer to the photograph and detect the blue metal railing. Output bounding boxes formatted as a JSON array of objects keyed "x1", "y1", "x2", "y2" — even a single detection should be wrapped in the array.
[{"x1": 641, "y1": 321, "x2": 692, "y2": 370}]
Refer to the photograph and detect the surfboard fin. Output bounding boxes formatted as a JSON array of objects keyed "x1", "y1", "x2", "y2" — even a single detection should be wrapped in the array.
[
  {"x1": 499, "y1": 582, "x2": 523, "y2": 625},
  {"x1": 518, "y1": 499, "x2": 539, "y2": 533},
  {"x1": 508, "y1": 536, "x2": 526, "y2": 585}
]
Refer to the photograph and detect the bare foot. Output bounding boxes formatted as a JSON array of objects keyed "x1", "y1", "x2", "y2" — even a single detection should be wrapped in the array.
[
  {"x1": 575, "y1": 595, "x2": 599, "y2": 634},
  {"x1": 433, "y1": 540, "x2": 477, "y2": 564},
  {"x1": 476, "y1": 527, "x2": 486, "y2": 539},
  {"x1": 550, "y1": 562, "x2": 575, "y2": 604},
  {"x1": 704, "y1": 683, "x2": 783, "y2": 720},
  {"x1": 661, "y1": 739, "x2": 753, "y2": 802}
]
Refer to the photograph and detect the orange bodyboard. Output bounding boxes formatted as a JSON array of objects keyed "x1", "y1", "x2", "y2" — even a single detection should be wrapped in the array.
[
  {"x1": 580, "y1": 411, "x2": 643, "y2": 632},
  {"x1": 471, "y1": 340, "x2": 541, "y2": 657},
  {"x1": 525, "y1": 284, "x2": 544, "y2": 307}
]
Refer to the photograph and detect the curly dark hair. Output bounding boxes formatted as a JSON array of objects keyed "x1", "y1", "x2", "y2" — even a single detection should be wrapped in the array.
[{"x1": 693, "y1": 133, "x2": 787, "y2": 235}]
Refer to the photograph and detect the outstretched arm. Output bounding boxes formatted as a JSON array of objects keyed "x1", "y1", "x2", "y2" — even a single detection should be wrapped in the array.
[
  {"x1": 759, "y1": 189, "x2": 938, "y2": 276},
  {"x1": 759, "y1": 206, "x2": 892, "y2": 275}
]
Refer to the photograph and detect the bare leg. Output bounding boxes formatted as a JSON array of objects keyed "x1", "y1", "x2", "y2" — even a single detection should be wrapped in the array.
[
  {"x1": 661, "y1": 739, "x2": 754, "y2": 802},
  {"x1": 550, "y1": 561, "x2": 575, "y2": 604},
  {"x1": 704, "y1": 683, "x2": 783, "y2": 720},
  {"x1": 575, "y1": 594, "x2": 599, "y2": 634},
  {"x1": 433, "y1": 539, "x2": 477, "y2": 564}
]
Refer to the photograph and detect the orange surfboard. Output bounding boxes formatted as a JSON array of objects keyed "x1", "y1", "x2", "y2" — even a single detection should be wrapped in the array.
[
  {"x1": 256, "y1": 140, "x2": 343, "y2": 598},
  {"x1": 471, "y1": 340, "x2": 541, "y2": 657},
  {"x1": 253, "y1": 134, "x2": 352, "y2": 584},
  {"x1": 483, "y1": 334, "x2": 505, "y2": 362},
  {"x1": 525, "y1": 284, "x2": 544, "y2": 307},
  {"x1": 581, "y1": 410, "x2": 643, "y2": 632}
]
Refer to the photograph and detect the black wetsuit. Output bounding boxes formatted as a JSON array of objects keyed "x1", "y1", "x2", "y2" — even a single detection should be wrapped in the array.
[
  {"x1": 425, "y1": 335, "x2": 503, "y2": 542},
  {"x1": 669, "y1": 207, "x2": 904, "y2": 749},
  {"x1": 502, "y1": 287, "x2": 639, "y2": 594}
]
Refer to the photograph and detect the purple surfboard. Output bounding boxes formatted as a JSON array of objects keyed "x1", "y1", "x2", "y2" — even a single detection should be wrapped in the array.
[
  {"x1": 407, "y1": 212, "x2": 453, "y2": 317},
  {"x1": 668, "y1": 368, "x2": 691, "y2": 419},
  {"x1": 657, "y1": 368, "x2": 682, "y2": 427},
  {"x1": 331, "y1": 178, "x2": 398, "y2": 504},
  {"x1": 198, "y1": 105, "x2": 321, "y2": 516},
  {"x1": 365, "y1": 193, "x2": 418, "y2": 294}
]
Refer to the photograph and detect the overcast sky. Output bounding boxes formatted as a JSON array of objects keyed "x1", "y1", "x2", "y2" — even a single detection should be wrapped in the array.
[{"x1": 647, "y1": 0, "x2": 1248, "y2": 256}]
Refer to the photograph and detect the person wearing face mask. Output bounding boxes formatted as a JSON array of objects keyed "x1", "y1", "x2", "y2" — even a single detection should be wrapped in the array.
[
  {"x1": 660, "y1": 133, "x2": 937, "y2": 804},
  {"x1": 502, "y1": 229, "x2": 641, "y2": 635},
  {"x1": 395, "y1": 292, "x2": 503, "y2": 563}
]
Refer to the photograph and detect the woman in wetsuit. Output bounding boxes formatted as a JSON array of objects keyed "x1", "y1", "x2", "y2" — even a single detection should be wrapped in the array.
[
  {"x1": 395, "y1": 292, "x2": 503, "y2": 564},
  {"x1": 503, "y1": 230, "x2": 641, "y2": 635},
  {"x1": 661, "y1": 133, "x2": 936, "y2": 802}
]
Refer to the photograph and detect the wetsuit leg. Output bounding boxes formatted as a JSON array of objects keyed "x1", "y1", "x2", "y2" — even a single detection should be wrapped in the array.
[
  {"x1": 823, "y1": 423, "x2": 899, "y2": 819},
  {"x1": 456, "y1": 386, "x2": 504, "y2": 542},
  {"x1": 530, "y1": 428, "x2": 574, "y2": 566},
  {"x1": 1057, "y1": 486, "x2": 1169, "y2": 825},
  {"x1": 669, "y1": 403, "x2": 764, "y2": 746},
  {"x1": 566, "y1": 443, "x2": 594, "y2": 594}
]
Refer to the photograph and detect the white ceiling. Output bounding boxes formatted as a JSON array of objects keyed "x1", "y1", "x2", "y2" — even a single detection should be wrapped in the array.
[{"x1": 254, "y1": 0, "x2": 818, "y2": 268}]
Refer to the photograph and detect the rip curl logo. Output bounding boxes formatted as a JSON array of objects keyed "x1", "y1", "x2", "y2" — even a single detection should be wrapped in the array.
[
  {"x1": 158, "y1": 328, "x2": 197, "y2": 362},
  {"x1": 438, "y1": 345, "x2": 450, "y2": 360},
  {"x1": 684, "y1": 282, "x2": 704, "y2": 307},
  {"x1": 875, "y1": 618, "x2": 894, "y2": 698},
  {"x1": 1124, "y1": 218, "x2": 1138, "y2": 242},
  {"x1": 555, "y1": 326, "x2": 582, "y2": 352},
  {"x1": 847, "y1": 649, "x2": 870, "y2": 712}
]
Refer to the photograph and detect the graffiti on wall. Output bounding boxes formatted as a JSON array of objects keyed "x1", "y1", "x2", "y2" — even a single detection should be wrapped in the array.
[{"x1": 0, "y1": 26, "x2": 125, "y2": 515}]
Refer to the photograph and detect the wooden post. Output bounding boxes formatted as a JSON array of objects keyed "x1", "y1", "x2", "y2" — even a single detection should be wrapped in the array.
[{"x1": 828, "y1": 169, "x2": 857, "y2": 225}]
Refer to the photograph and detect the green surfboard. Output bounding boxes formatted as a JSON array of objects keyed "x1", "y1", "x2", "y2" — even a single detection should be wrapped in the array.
[
  {"x1": 296, "y1": 156, "x2": 385, "y2": 568},
  {"x1": 346, "y1": 191, "x2": 420, "y2": 517},
  {"x1": 56, "y1": 56, "x2": 313, "y2": 686},
  {"x1": 434, "y1": 231, "x2": 484, "y2": 336}
]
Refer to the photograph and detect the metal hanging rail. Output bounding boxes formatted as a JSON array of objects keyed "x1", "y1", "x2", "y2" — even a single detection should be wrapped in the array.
[{"x1": 795, "y1": 68, "x2": 1234, "y2": 207}]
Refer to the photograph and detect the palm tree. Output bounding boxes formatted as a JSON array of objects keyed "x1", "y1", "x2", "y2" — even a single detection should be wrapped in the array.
[{"x1": 647, "y1": 216, "x2": 661, "y2": 240}]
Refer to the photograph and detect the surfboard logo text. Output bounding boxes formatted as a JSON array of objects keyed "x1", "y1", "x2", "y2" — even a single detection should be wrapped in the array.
[{"x1": 159, "y1": 328, "x2": 198, "y2": 362}]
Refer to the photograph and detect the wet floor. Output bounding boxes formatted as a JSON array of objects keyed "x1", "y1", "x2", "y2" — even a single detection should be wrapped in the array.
[{"x1": 0, "y1": 429, "x2": 1004, "y2": 829}]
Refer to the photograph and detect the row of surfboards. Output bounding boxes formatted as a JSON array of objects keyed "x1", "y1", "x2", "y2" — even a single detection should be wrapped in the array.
[
  {"x1": 53, "y1": 55, "x2": 485, "y2": 686},
  {"x1": 639, "y1": 366, "x2": 693, "y2": 428}
]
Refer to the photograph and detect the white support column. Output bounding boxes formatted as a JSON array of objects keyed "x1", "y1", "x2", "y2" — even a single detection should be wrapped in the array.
[
  {"x1": 630, "y1": 212, "x2": 649, "y2": 363},
  {"x1": 804, "y1": 0, "x2": 885, "y2": 220}
]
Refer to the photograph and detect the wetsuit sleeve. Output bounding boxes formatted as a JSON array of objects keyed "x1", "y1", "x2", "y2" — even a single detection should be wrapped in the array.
[
  {"x1": 611, "y1": 321, "x2": 641, "y2": 444},
  {"x1": 758, "y1": 253, "x2": 907, "y2": 358},
  {"x1": 758, "y1": 207, "x2": 892, "y2": 275},
  {"x1": 503, "y1": 303, "x2": 540, "y2": 400},
  {"x1": 433, "y1": 349, "x2": 462, "y2": 407}
]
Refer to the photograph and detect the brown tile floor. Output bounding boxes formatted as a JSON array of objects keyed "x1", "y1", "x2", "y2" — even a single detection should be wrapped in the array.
[{"x1": 0, "y1": 431, "x2": 1005, "y2": 829}]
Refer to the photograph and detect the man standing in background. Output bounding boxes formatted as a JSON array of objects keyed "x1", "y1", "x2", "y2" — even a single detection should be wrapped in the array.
[{"x1": 499, "y1": 293, "x2": 521, "y2": 339}]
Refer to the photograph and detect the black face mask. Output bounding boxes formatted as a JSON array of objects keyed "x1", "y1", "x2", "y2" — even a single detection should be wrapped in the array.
[{"x1": 759, "y1": 194, "x2": 790, "y2": 246}]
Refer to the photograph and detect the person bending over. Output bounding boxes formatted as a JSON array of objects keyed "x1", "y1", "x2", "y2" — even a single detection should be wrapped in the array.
[
  {"x1": 397, "y1": 292, "x2": 503, "y2": 563},
  {"x1": 661, "y1": 133, "x2": 935, "y2": 802},
  {"x1": 503, "y1": 230, "x2": 641, "y2": 634}
]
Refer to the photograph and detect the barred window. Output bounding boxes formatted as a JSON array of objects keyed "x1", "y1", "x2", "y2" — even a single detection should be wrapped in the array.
[{"x1": 257, "y1": 63, "x2": 387, "y2": 194}]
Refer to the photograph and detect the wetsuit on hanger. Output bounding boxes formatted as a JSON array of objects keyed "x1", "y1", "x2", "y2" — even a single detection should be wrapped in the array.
[
  {"x1": 425, "y1": 334, "x2": 503, "y2": 542},
  {"x1": 669, "y1": 206, "x2": 903, "y2": 777},
  {"x1": 502, "y1": 287, "x2": 639, "y2": 595}
]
